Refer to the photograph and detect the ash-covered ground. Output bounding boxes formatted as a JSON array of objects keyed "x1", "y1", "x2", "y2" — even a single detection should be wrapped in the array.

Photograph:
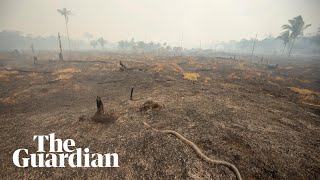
[{"x1": 0, "y1": 52, "x2": 319, "y2": 179}]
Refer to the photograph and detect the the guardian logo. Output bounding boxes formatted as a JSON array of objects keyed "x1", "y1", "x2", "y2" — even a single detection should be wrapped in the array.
[{"x1": 12, "y1": 133, "x2": 119, "y2": 168}]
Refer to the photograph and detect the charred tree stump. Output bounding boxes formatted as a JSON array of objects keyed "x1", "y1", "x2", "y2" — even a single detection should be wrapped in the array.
[
  {"x1": 130, "y1": 87, "x2": 134, "y2": 100},
  {"x1": 91, "y1": 96, "x2": 118, "y2": 123},
  {"x1": 96, "y1": 96, "x2": 104, "y2": 115},
  {"x1": 119, "y1": 61, "x2": 127, "y2": 71}
]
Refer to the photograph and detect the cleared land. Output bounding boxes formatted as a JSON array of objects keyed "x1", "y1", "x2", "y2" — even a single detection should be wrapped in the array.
[{"x1": 0, "y1": 52, "x2": 319, "y2": 179}]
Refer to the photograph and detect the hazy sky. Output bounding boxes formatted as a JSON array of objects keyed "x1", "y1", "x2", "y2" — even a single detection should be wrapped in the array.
[{"x1": 1, "y1": 0, "x2": 319, "y2": 48}]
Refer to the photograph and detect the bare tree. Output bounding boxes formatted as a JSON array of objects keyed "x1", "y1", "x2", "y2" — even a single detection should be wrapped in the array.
[{"x1": 251, "y1": 34, "x2": 257, "y2": 61}]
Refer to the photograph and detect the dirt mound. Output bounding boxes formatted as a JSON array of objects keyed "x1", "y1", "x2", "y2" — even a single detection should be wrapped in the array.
[{"x1": 140, "y1": 101, "x2": 162, "y2": 112}]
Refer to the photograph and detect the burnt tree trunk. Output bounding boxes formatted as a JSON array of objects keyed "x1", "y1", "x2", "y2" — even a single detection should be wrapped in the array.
[
  {"x1": 58, "y1": 32, "x2": 64, "y2": 61},
  {"x1": 96, "y1": 96, "x2": 104, "y2": 115},
  {"x1": 120, "y1": 61, "x2": 127, "y2": 71},
  {"x1": 130, "y1": 87, "x2": 134, "y2": 100}
]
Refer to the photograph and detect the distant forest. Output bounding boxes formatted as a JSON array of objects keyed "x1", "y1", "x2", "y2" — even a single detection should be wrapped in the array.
[
  {"x1": 1, "y1": 30, "x2": 319, "y2": 56},
  {"x1": 211, "y1": 34, "x2": 320, "y2": 56}
]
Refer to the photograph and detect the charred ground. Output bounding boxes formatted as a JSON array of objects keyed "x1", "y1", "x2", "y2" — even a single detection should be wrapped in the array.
[{"x1": 0, "y1": 52, "x2": 319, "y2": 179}]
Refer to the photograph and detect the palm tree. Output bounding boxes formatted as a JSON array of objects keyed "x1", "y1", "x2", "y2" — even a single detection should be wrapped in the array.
[
  {"x1": 282, "y1": 15, "x2": 311, "y2": 57},
  {"x1": 277, "y1": 30, "x2": 290, "y2": 54},
  {"x1": 57, "y1": 8, "x2": 72, "y2": 56}
]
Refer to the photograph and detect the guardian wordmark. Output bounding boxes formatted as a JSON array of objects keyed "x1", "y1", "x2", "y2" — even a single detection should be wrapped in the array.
[{"x1": 13, "y1": 133, "x2": 119, "y2": 168}]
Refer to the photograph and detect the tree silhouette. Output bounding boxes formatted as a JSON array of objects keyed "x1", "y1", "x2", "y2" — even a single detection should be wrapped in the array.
[
  {"x1": 277, "y1": 30, "x2": 290, "y2": 54},
  {"x1": 90, "y1": 40, "x2": 98, "y2": 48},
  {"x1": 57, "y1": 8, "x2": 72, "y2": 56},
  {"x1": 97, "y1": 37, "x2": 106, "y2": 50},
  {"x1": 282, "y1": 15, "x2": 311, "y2": 57}
]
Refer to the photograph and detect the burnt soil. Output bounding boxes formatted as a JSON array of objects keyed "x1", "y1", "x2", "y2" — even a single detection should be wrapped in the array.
[{"x1": 0, "y1": 52, "x2": 319, "y2": 179}]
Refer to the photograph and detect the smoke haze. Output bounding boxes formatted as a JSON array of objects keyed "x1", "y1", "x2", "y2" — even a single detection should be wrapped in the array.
[{"x1": 1, "y1": 0, "x2": 319, "y2": 48}]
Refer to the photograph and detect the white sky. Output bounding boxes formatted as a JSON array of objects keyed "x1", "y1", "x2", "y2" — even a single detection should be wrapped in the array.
[{"x1": 0, "y1": 0, "x2": 319, "y2": 48}]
